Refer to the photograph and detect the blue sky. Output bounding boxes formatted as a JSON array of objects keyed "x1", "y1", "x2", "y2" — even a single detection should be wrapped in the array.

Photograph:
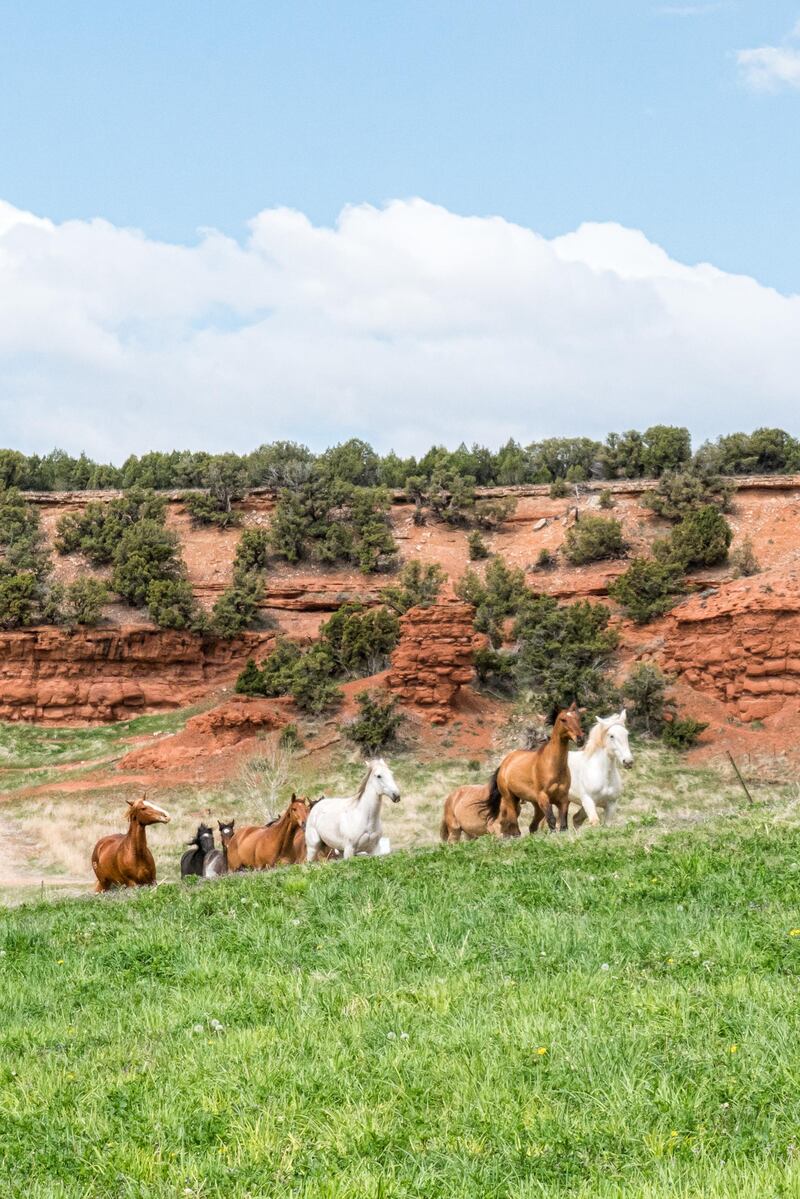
[
  {"x1": 1, "y1": 2, "x2": 800, "y2": 457},
  {"x1": 2, "y1": 0, "x2": 799, "y2": 291}
]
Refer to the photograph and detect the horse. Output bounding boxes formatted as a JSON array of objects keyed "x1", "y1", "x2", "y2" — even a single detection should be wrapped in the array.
[
  {"x1": 440, "y1": 783, "x2": 521, "y2": 842},
  {"x1": 181, "y1": 823, "x2": 216, "y2": 879},
  {"x1": 226, "y1": 796, "x2": 310, "y2": 871},
  {"x1": 91, "y1": 795, "x2": 170, "y2": 892},
  {"x1": 305, "y1": 759, "x2": 400, "y2": 861},
  {"x1": 203, "y1": 819, "x2": 235, "y2": 879},
  {"x1": 568, "y1": 710, "x2": 633, "y2": 827},
  {"x1": 489, "y1": 703, "x2": 585, "y2": 833}
]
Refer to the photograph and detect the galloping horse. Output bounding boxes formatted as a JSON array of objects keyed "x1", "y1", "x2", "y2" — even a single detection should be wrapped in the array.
[
  {"x1": 203, "y1": 819, "x2": 235, "y2": 878},
  {"x1": 305, "y1": 759, "x2": 400, "y2": 861},
  {"x1": 490, "y1": 703, "x2": 585, "y2": 833},
  {"x1": 226, "y1": 796, "x2": 310, "y2": 871},
  {"x1": 91, "y1": 795, "x2": 170, "y2": 892},
  {"x1": 181, "y1": 824, "x2": 215, "y2": 879},
  {"x1": 569, "y1": 710, "x2": 633, "y2": 827},
  {"x1": 440, "y1": 783, "x2": 521, "y2": 842}
]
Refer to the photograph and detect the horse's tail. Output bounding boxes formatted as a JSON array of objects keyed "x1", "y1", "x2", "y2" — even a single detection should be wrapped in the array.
[
  {"x1": 439, "y1": 814, "x2": 450, "y2": 842},
  {"x1": 481, "y1": 769, "x2": 503, "y2": 820}
]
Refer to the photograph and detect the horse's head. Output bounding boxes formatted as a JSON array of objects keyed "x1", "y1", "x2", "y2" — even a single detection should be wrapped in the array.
[
  {"x1": 369, "y1": 758, "x2": 401, "y2": 804},
  {"x1": 288, "y1": 794, "x2": 311, "y2": 829},
  {"x1": 602, "y1": 709, "x2": 634, "y2": 769},
  {"x1": 557, "y1": 702, "x2": 585, "y2": 747},
  {"x1": 127, "y1": 795, "x2": 171, "y2": 825},
  {"x1": 218, "y1": 819, "x2": 235, "y2": 847},
  {"x1": 187, "y1": 822, "x2": 215, "y2": 852}
]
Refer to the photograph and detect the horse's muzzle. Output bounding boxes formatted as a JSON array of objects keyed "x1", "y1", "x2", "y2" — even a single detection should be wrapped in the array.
[
  {"x1": 391, "y1": 793, "x2": 401, "y2": 804},
  {"x1": 623, "y1": 760, "x2": 634, "y2": 770}
]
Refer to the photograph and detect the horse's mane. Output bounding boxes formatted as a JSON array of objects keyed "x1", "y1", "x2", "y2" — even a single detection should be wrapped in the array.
[
  {"x1": 582, "y1": 721, "x2": 608, "y2": 759},
  {"x1": 352, "y1": 766, "x2": 373, "y2": 805}
]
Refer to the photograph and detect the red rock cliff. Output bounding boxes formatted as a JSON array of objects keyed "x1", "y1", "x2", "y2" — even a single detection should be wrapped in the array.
[{"x1": 387, "y1": 597, "x2": 480, "y2": 723}]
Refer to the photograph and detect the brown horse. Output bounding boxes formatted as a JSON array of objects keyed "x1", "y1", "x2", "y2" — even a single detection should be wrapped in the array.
[
  {"x1": 91, "y1": 795, "x2": 171, "y2": 892},
  {"x1": 226, "y1": 795, "x2": 310, "y2": 871},
  {"x1": 490, "y1": 703, "x2": 585, "y2": 833},
  {"x1": 440, "y1": 783, "x2": 521, "y2": 842}
]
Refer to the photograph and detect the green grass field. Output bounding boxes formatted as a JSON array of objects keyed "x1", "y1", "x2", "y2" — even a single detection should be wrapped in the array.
[{"x1": 2, "y1": 809, "x2": 800, "y2": 1197}]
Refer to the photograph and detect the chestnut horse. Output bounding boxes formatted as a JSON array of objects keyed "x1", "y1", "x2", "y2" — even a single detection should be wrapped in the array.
[
  {"x1": 490, "y1": 703, "x2": 585, "y2": 833},
  {"x1": 91, "y1": 796, "x2": 170, "y2": 892},
  {"x1": 440, "y1": 783, "x2": 521, "y2": 842},
  {"x1": 226, "y1": 795, "x2": 310, "y2": 871}
]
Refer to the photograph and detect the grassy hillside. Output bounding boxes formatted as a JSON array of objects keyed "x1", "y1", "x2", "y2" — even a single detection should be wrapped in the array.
[{"x1": 2, "y1": 813, "x2": 800, "y2": 1197}]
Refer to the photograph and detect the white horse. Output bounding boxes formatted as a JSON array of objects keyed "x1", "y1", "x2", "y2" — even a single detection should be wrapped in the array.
[
  {"x1": 305, "y1": 759, "x2": 401, "y2": 861},
  {"x1": 568, "y1": 710, "x2": 633, "y2": 827}
]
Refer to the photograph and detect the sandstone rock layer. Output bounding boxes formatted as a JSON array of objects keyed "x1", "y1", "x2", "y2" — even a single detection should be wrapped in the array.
[{"x1": 387, "y1": 598, "x2": 480, "y2": 723}]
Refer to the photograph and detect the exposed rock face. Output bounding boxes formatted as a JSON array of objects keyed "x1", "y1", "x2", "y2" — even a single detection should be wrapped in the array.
[
  {"x1": 387, "y1": 597, "x2": 480, "y2": 723},
  {"x1": 118, "y1": 695, "x2": 291, "y2": 773},
  {"x1": 662, "y1": 571, "x2": 800, "y2": 723},
  {"x1": 0, "y1": 628, "x2": 276, "y2": 723}
]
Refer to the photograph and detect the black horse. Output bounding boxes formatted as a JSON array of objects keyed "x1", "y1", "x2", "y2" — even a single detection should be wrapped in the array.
[
  {"x1": 181, "y1": 824, "x2": 216, "y2": 879},
  {"x1": 202, "y1": 819, "x2": 235, "y2": 879}
]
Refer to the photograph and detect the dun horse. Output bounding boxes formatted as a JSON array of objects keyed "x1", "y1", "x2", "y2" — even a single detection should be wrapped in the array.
[
  {"x1": 440, "y1": 783, "x2": 521, "y2": 842},
  {"x1": 203, "y1": 819, "x2": 235, "y2": 878},
  {"x1": 91, "y1": 796, "x2": 170, "y2": 892},
  {"x1": 226, "y1": 796, "x2": 310, "y2": 871},
  {"x1": 181, "y1": 824, "x2": 215, "y2": 879},
  {"x1": 490, "y1": 703, "x2": 584, "y2": 833}
]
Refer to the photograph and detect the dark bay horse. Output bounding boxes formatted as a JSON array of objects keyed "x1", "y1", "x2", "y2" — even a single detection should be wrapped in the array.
[
  {"x1": 91, "y1": 796, "x2": 171, "y2": 892},
  {"x1": 181, "y1": 824, "x2": 215, "y2": 879},
  {"x1": 203, "y1": 819, "x2": 235, "y2": 879},
  {"x1": 226, "y1": 796, "x2": 310, "y2": 871},
  {"x1": 490, "y1": 703, "x2": 585, "y2": 833}
]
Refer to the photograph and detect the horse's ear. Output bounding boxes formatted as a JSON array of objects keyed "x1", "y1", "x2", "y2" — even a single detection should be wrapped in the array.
[
  {"x1": 578, "y1": 706, "x2": 587, "y2": 715},
  {"x1": 619, "y1": 708, "x2": 627, "y2": 725},
  {"x1": 126, "y1": 798, "x2": 134, "y2": 806},
  {"x1": 290, "y1": 792, "x2": 296, "y2": 801}
]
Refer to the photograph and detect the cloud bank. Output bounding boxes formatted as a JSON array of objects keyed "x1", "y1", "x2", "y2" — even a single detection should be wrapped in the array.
[
  {"x1": 1, "y1": 197, "x2": 799, "y2": 459},
  {"x1": 738, "y1": 21, "x2": 800, "y2": 91}
]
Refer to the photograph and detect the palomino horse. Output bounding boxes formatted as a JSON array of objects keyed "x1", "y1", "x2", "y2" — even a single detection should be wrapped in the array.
[
  {"x1": 490, "y1": 703, "x2": 585, "y2": 833},
  {"x1": 91, "y1": 796, "x2": 170, "y2": 892},
  {"x1": 568, "y1": 710, "x2": 633, "y2": 827},
  {"x1": 440, "y1": 783, "x2": 521, "y2": 842},
  {"x1": 203, "y1": 819, "x2": 235, "y2": 878},
  {"x1": 181, "y1": 824, "x2": 215, "y2": 879},
  {"x1": 226, "y1": 796, "x2": 310, "y2": 871},
  {"x1": 305, "y1": 759, "x2": 400, "y2": 861}
]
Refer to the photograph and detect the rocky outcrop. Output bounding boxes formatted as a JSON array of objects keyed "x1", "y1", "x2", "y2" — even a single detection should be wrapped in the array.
[
  {"x1": 387, "y1": 597, "x2": 480, "y2": 723},
  {"x1": 662, "y1": 571, "x2": 800, "y2": 723},
  {"x1": 119, "y1": 695, "x2": 292, "y2": 772},
  {"x1": 0, "y1": 627, "x2": 276, "y2": 723}
]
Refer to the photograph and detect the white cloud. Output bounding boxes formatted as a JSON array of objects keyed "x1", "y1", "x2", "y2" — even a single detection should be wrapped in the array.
[
  {"x1": 737, "y1": 20, "x2": 800, "y2": 91},
  {"x1": 0, "y1": 196, "x2": 799, "y2": 459}
]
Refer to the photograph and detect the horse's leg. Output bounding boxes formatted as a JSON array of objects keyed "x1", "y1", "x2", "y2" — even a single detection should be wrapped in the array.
[
  {"x1": 305, "y1": 827, "x2": 321, "y2": 864},
  {"x1": 578, "y1": 792, "x2": 600, "y2": 827},
  {"x1": 530, "y1": 805, "x2": 544, "y2": 834},
  {"x1": 604, "y1": 800, "x2": 617, "y2": 825},
  {"x1": 342, "y1": 842, "x2": 356, "y2": 860},
  {"x1": 573, "y1": 806, "x2": 588, "y2": 829},
  {"x1": 537, "y1": 791, "x2": 557, "y2": 832},
  {"x1": 557, "y1": 801, "x2": 570, "y2": 832}
]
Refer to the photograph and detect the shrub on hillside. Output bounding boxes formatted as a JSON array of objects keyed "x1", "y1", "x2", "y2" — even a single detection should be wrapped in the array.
[
  {"x1": 473, "y1": 647, "x2": 516, "y2": 692},
  {"x1": 0, "y1": 572, "x2": 38, "y2": 629},
  {"x1": 608, "y1": 557, "x2": 684, "y2": 624},
  {"x1": 289, "y1": 645, "x2": 341, "y2": 713},
  {"x1": 535, "y1": 548, "x2": 555, "y2": 570},
  {"x1": 56, "y1": 489, "x2": 167, "y2": 565},
  {"x1": 182, "y1": 491, "x2": 241, "y2": 529},
  {"x1": 0, "y1": 487, "x2": 51, "y2": 578},
  {"x1": 661, "y1": 716, "x2": 708, "y2": 750},
  {"x1": 269, "y1": 478, "x2": 396, "y2": 573},
  {"x1": 622, "y1": 663, "x2": 670, "y2": 736},
  {"x1": 473, "y1": 496, "x2": 516, "y2": 530},
  {"x1": 467, "y1": 530, "x2": 489, "y2": 560},
  {"x1": 598, "y1": 489, "x2": 615, "y2": 509},
  {"x1": 513, "y1": 596, "x2": 619, "y2": 715},
  {"x1": 563, "y1": 515, "x2": 626, "y2": 565},
  {"x1": 146, "y1": 579, "x2": 197, "y2": 630},
  {"x1": 233, "y1": 528, "x2": 271, "y2": 575},
  {"x1": 730, "y1": 537, "x2": 760, "y2": 578},
  {"x1": 111, "y1": 520, "x2": 184, "y2": 606},
  {"x1": 644, "y1": 470, "x2": 735, "y2": 521},
  {"x1": 658, "y1": 505, "x2": 732, "y2": 570},
  {"x1": 66, "y1": 577, "x2": 109, "y2": 626},
  {"x1": 381, "y1": 560, "x2": 446, "y2": 614},
  {"x1": 549, "y1": 478, "x2": 569, "y2": 498},
  {"x1": 320, "y1": 603, "x2": 399, "y2": 676},
  {"x1": 210, "y1": 571, "x2": 264, "y2": 638},
  {"x1": 346, "y1": 691, "x2": 403, "y2": 754},
  {"x1": 257, "y1": 638, "x2": 303, "y2": 696}
]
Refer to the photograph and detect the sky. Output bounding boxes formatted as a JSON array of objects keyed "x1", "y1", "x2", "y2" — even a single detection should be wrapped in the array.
[{"x1": 1, "y1": 0, "x2": 799, "y2": 459}]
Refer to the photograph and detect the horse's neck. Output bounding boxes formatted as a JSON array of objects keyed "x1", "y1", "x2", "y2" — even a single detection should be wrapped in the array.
[
  {"x1": 355, "y1": 780, "x2": 383, "y2": 827},
  {"x1": 588, "y1": 744, "x2": 620, "y2": 792},
  {"x1": 541, "y1": 730, "x2": 569, "y2": 773},
  {"x1": 125, "y1": 817, "x2": 148, "y2": 858},
  {"x1": 272, "y1": 811, "x2": 297, "y2": 855}
]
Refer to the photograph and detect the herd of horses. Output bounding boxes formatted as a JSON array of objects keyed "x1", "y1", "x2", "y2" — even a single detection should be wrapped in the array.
[{"x1": 90, "y1": 705, "x2": 634, "y2": 893}]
